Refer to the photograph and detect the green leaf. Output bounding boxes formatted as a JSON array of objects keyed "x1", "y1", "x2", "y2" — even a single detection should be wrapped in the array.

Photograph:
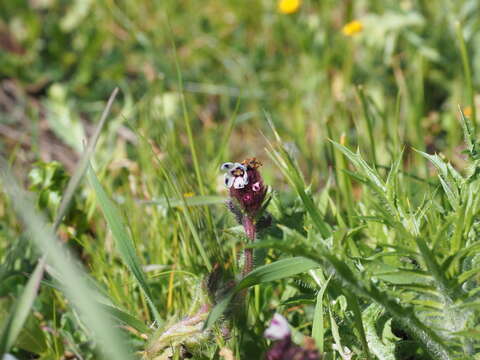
[
  {"x1": 204, "y1": 257, "x2": 319, "y2": 329},
  {"x1": 346, "y1": 291, "x2": 372, "y2": 359},
  {"x1": 0, "y1": 261, "x2": 44, "y2": 353},
  {"x1": 99, "y1": 304, "x2": 150, "y2": 334},
  {"x1": 415, "y1": 150, "x2": 462, "y2": 209},
  {"x1": 266, "y1": 114, "x2": 331, "y2": 238},
  {"x1": 362, "y1": 304, "x2": 396, "y2": 360},
  {"x1": 311, "y1": 275, "x2": 331, "y2": 353},
  {"x1": 141, "y1": 195, "x2": 226, "y2": 208},
  {"x1": 87, "y1": 166, "x2": 161, "y2": 323}
]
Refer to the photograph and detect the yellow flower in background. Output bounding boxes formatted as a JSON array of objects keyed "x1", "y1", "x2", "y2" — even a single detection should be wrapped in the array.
[
  {"x1": 278, "y1": 0, "x2": 301, "y2": 14},
  {"x1": 342, "y1": 20, "x2": 363, "y2": 36},
  {"x1": 463, "y1": 106, "x2": 472, "y2": 118},
  {"x1": 183, "y1": 192, "x2": 195, "y2": 198}
]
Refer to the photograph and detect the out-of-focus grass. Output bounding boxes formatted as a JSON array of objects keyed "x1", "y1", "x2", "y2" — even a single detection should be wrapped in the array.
[{"x1": 1, "y1": 0, "x2": 480, "y2": 359}]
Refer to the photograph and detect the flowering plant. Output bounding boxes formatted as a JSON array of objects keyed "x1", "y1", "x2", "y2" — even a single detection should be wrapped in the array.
[{"x1": 221, "y1": 158, "x2": 272, "y2": 275}]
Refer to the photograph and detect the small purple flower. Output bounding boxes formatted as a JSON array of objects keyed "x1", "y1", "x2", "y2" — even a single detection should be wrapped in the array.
[
  {"x1": 221, "y1": 158, "x2": 271, "y2": 277},
  {"x1": 264, "y1": 314, "x2": 322, "y2": 360},
  {"x1": 221, "y1": 158, "x2": 267, "y2": 219}
]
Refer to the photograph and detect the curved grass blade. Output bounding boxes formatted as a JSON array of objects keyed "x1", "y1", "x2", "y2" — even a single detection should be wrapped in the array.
[
  {"x1": 87, "y1": 166, "x2": 161, "y2": 322},
  {"x1": 311, "y1": 275, "x2": 331, "y2": 353},
  {"x1": 99, "y1": 304, "x2": 150, "y2": 334},
  {"x1": 265, "y1": 115, "x2": 331, "y2": 238},
  {"x1": 0, "y1": 261, "x2": 44, "y2": 354},
  {"x1": 0, "y1": 162, "x2": 133, "y2": 360},
  {"x1": 0, "y1": 88, "x2": 119, "y2": 355},
  {"x1": 140, "y1": 195, "x2": 226, "y2": 208}
]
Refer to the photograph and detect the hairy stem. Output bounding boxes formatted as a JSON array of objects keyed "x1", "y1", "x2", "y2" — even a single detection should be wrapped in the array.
[{"x1": 242, "y1": 216, "x2": 256, "y2": 277}]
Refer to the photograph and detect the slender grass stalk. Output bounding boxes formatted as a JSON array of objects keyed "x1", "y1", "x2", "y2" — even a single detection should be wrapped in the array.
[{"x1": 456, "y1": 21, "x2": 476, "y2": 127}]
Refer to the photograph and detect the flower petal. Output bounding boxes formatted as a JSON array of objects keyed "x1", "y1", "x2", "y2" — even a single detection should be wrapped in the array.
[
  {"x1": 233, "y1": 177, "x2": 246, "y2": 189},
  {"x1": 224, "y1": 174, "x2": 234, "y2": 188},
  {"x1": 221, "y1": 162, "x2": 235, "y2": 172},
  {"x1": 242, "y1": 171, "x2": 249, "y2": 185},
  {"x1": 264, "y1": 314, "x2": 291, "y2": 340}
]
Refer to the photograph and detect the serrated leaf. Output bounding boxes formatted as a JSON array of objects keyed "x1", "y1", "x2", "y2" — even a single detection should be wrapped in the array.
[{"x1": 362, "y1": 304, "x2": 396, "y2": 360}]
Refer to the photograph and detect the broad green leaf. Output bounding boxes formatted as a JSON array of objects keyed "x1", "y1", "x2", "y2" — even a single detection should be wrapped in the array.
[{"x1": 204, "y1": 257, "x2": 319, "y2": 329}]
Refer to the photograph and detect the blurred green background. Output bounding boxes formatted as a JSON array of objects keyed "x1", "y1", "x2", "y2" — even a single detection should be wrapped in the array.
[{"x1": 1, "y1": 0, "x2": 479, "y2": 175}]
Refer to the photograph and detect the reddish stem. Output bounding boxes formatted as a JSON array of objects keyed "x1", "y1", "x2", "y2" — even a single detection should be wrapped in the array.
[{"x1": 242, "y1": 216, "x2": 256, "y2": 277}]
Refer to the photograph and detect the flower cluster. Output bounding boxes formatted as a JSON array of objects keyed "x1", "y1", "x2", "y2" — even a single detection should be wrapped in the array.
[
  {"x1": 264, "y1": 314, "x2": 321, "y2": 360},
  {"x1": 221, "y1": 158, "x2": 271, "y2": 276},
  {"x1": 221, "y1": 158, "x2": 268, "y2": 223}
]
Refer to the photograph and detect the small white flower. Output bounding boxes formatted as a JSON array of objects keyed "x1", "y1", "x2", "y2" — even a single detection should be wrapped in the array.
[
  {"x1": 221, "y1": 162, "x2": 249, "y2": 189},
  {"x1": 264, "y1": 313, "x2": 291, "y2": 340}
]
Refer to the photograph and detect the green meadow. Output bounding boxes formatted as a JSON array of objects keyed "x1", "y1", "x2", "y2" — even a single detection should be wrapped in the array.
[{"x1": 1, "y1": 0, "x2": 480, "y2": 359}]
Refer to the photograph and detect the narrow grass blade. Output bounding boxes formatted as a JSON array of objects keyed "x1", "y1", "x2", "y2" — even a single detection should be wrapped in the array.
[
  {"x1": 0, "y1": 162, "x2": 134, "y2": 360},
  {"x1": 53, "y1": 87, "x2": 119, "y2": 230},
  {"x1": 456, "y1": 21, "x2": 476, "y2": 125},
  {"x1": 329, "y1": 308, "x2": 348, "y2": 358},
  {"x1": 357, "y1": 87, "x2": 377, "y2": 165},
  {"x1": 87, "y1": 165, "x2": 161, "y2": 322},
  {"x1": 141, "y1": 195, "x2": 226, "y2": 208},
  {"x1": 0, "y1": 88, "x2": 119, "y2": 355},
  {"x1": 265, "y1": 115, "x2": 331, "y2": 238},
  {"x1": 204, "y1": 257, "x2": 319, "y2": 329},
  {"x1": 99, "y1": 304, "x2": 150, "y2": 334},
  {"x1": 311, "y1": 275, "x2": 331, "y2": 353},
  {"x1": 0, "y1": 260, "x2": 44, "y2": 353},
  {"x1": 346, "y1": 291, "x2": 371, "y2": 359}
]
